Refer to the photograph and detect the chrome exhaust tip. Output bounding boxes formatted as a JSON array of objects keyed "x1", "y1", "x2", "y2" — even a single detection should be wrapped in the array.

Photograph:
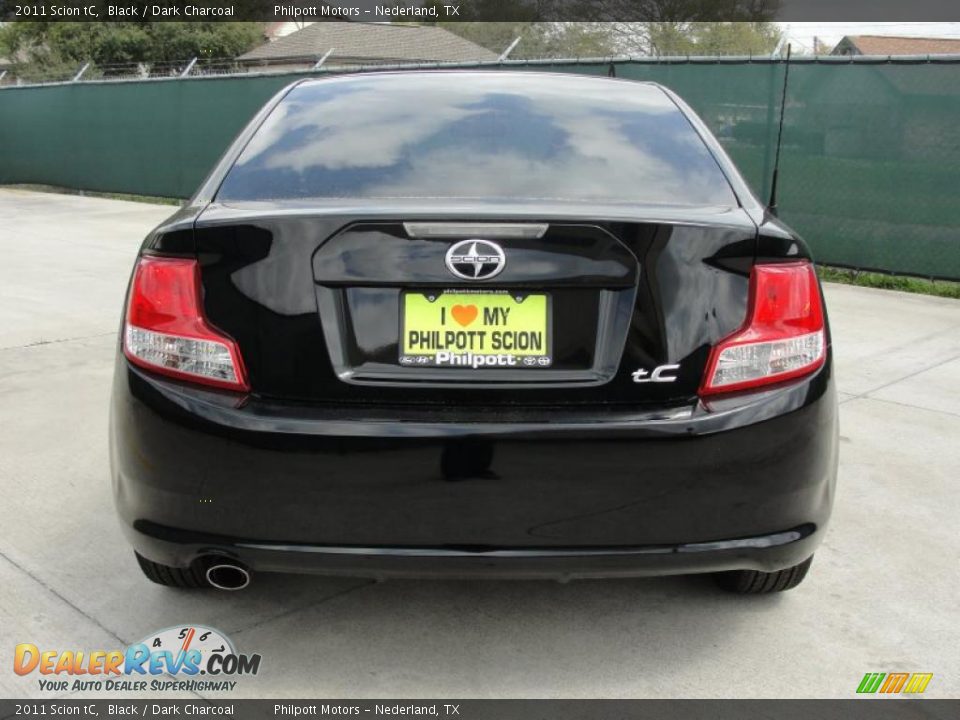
[{"x1": 205, "y1": 561, "x2": 251, "y2": 591}]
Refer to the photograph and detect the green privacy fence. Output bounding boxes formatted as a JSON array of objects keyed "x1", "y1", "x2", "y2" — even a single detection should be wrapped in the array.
[{"x1": 1, "y1": 56, "x2": 959, "y2": 280}]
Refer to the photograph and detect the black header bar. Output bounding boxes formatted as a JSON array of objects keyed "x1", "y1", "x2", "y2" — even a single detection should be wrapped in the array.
[
  {"x1": 0, "y1": 700, "x2": 957, "y2": 720},
  {"x1": 1, "y1": 0, "x2": 959, "y2": 22}
]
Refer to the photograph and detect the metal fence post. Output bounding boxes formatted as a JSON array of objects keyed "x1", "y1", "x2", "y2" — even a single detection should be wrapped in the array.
[
  {"x1": 180, "y1": 57, "x2": 198, "y2": 78},
  {"x1": 313, "y1": 49, "x2": 335, "y2": 70},
  {"x1": 72, "y1": 62, "x2": 91, "y2": 82},
  {"x1": 499, "y1": 38, "x2": 522, "y2": 62}
]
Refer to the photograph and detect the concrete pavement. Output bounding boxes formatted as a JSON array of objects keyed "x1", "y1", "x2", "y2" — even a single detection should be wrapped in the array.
[{"x1": 0, "y1": 188, "x2": 957, "y2": 699}]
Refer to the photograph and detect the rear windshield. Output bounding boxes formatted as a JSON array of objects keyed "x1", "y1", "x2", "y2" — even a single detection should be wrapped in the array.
[{"x1": 216, "y1": 73, "x2": 737, "y2": 207}]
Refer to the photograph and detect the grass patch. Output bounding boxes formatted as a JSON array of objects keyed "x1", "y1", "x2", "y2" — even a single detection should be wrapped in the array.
[
  {"x1": 818, "y1": 266, "x2": 960, "y2": 300},
  {"x1": 2, "y1": 184, "x2": 182, "y2": 206}
]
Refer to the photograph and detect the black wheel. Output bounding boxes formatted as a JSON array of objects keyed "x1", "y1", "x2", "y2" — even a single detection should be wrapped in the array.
[
  {"x1": 135, "y1": 552, "x2": 209, "y2": 589},
  {"x1": 715, "y1": 556, "x2": 814, "y2": 594}
]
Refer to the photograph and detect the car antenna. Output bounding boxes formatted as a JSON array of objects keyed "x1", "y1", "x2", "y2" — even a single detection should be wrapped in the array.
[{"x1": 768, "y1": 43, "x2": 792, "y2": 216}]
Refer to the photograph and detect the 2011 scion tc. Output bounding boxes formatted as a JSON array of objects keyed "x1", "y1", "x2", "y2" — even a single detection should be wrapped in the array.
[{"x1": 110, "y1": 72, "x2": 838, "y2": 594}]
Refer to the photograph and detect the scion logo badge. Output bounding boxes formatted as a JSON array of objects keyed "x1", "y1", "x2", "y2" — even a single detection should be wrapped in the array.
[{"x1": 445, "y1": 239, "x2": 506, "y2": 280}]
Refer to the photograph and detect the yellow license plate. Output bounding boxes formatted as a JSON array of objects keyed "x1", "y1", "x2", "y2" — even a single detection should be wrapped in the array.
[{"x1": 401, "y1": 291, "x2": 552, "y2": 369}]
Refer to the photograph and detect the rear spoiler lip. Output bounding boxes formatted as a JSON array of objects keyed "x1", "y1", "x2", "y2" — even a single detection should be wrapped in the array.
[{"x1": 195, "y1": 199, "x2": 758, "y2": 232}]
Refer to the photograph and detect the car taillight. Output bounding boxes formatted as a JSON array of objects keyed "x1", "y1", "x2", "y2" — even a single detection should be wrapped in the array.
[
  {"x1": 123, "y1": 256, "x2": 249, "y2": 392},
  {"x1": 700, "y1": 261, "x2": 825, "y2": 396}
]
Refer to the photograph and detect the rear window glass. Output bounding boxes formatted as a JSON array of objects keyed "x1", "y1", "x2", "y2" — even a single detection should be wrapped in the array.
[{"x1": 216, "y1": 73, "x2": 737, "y2": 207}]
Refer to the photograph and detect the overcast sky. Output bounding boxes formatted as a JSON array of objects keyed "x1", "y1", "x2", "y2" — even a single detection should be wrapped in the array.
[{"x1": 777, "y1": 22, "x2": 960, "y2": 53}]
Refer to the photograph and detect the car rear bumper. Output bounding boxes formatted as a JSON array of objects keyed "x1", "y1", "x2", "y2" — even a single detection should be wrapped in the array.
[
  {"x1": 110, "y1": 357, "x2": 838, "y2": 580},
  {"x1": 125, "y1": 521, "x2": 821, "y2": 580}
]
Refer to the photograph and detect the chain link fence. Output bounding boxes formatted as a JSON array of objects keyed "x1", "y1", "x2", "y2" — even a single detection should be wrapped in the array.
[
  {"x1": 1, "y1": 55, "x2": 958, "y2": 279},
  {"x1": 608, "y1": 57, "x2": 960, "y2": 280},
  {"x1": 0, "y1": 58, "x2": 277, "y2": 85}
]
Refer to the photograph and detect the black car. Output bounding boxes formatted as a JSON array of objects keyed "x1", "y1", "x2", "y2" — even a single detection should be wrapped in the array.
[{"x1": 110, "y1": 71, "x2": 837, "y2": 594}]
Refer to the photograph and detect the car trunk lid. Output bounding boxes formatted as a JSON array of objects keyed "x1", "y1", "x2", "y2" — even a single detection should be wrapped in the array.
[{"x1": 194, "y1": 201, "x2": 756, "y2": 408}]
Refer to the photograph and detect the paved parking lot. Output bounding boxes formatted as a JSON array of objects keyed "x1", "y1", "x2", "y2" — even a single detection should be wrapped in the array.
[{"x1": 1, "y1": 188, "x2": 958, "y2": 699}]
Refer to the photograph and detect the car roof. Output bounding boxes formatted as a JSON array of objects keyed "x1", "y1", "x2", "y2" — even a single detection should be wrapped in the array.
[{"x1": 295, "y1": 69, "x2": 668, "y2": 98}]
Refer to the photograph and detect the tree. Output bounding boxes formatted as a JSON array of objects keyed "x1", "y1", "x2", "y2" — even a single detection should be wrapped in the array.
[
  {"x1": 421, "y1": 0, "x2": 782, "y2": 59},
  {"x1": 430, "y1": 20, "x2": 778, "y2": 60},
  {"x1": 639, "y1": 22, "x2": 782, "y2": 56},
  {"x1": 433, "y1": 22, "x2": 617, "y2": 59},
  {"x1": 578, "y1": 0, "x2": 781, "y2": 23},
  {"x1": 0, "y1": 21, "x2": 265, "y2": 79},
  {"x1": 431, "y1": 22, "x2": 535, "y2": 56},
  {"x1": 542, "y1": 23, "x2": 618, "y2": 58},
  {"x1": 419, "y1": 0, "x2": 616, "y2": 58},
  {"x1": 424, "y1": 0, "x2": 781, "y2": 24}
]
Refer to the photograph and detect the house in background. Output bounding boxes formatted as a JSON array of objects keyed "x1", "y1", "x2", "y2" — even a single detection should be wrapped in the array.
[
  {"x1": 831, "y1": 35, "x2": 960, "y2": 56},
  {"x1": 263, "y1": 22, "x2": 315, "y2": 42},
  {"x1": 238, "y1": 22, "x2": 498, "y2": 71}
]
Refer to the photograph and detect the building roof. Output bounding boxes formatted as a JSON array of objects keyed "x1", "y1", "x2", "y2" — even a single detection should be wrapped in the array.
[
  {"x1": 239, "y1": 22, "x2": 499, "y2": 65},
  {"x1": 832, "y1": 35, "x2": 960, "y2": 56}
]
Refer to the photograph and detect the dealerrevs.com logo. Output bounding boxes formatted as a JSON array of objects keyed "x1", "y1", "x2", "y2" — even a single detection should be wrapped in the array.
[{"x1": 14, "y1": 625, "x2": 260, "y2": 693}]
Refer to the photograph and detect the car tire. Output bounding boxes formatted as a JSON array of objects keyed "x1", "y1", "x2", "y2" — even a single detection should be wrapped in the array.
[
  {"x1": 715, "y1": 555, "x2": 813, "y2": 594},
  {"x1": 135, "y1": 552, "x2": 210, "y2": 589}
]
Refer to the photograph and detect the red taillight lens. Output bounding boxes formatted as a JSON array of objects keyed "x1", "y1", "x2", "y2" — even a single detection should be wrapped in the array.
[
  {"x1": 700, "y1": 261, "x2": 825, "y2": 396},
  {"x1": 123, "y1": 256, "x2": 249, "y2": 392}
]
